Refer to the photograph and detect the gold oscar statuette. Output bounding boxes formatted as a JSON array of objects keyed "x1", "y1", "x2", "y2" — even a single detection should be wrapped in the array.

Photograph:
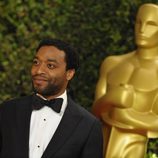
[{"x1": 92, "y1": 3, "x2": 158, "y2": 158}]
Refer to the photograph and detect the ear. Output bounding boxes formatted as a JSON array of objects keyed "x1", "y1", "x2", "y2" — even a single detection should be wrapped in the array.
[{"x1": 66, "y1": 69, "x2": 75, "y2": 81}]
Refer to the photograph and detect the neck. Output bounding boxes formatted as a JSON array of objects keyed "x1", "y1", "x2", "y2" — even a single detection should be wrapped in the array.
[
  {"x1": 136, "y1": 46, "x2": 158, "y2": 59},
  {"x1": 37, "y1": 90, "x2": 66, "y2": 100}
]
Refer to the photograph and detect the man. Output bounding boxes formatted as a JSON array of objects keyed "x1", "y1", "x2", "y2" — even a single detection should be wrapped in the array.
[
  {"x1": 0, "y1": 38, "x2": 103, "y2": 158},
  {"x1": 93, "y1": 3, "x2": 158, "y2": 158}
]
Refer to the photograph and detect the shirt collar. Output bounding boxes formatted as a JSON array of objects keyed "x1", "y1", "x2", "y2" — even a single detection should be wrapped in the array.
[{"x1": 36, "y1": 91, "x2": 68, "y2": 115}]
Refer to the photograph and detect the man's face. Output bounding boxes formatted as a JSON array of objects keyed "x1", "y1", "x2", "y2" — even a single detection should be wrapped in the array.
[
  {"x1": 31, "y1": 46, "x2": 74, "y2": 98},
  {"x1": 135, "y1": 5, "x2": 158, "y2": 48}
]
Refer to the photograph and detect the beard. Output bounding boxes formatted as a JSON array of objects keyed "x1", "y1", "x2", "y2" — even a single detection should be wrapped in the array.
[{"x1": 32, "y1": 80, "x2": 63, "y2": 97}]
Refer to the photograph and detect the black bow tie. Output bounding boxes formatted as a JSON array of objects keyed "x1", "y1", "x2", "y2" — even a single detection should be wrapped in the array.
[{"x1": 32, "y1": 94, "x2": 63, "y2": 113}]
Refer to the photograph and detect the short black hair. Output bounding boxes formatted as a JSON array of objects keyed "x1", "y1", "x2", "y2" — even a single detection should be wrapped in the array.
[{"x1": 36, "y1": 38, "x2": 79, "y2": 71}]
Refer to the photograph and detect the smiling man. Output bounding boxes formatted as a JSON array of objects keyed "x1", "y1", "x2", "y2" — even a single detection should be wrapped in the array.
[{"x1": 0, "y1": 39, "x2": 103, "y2": 158}]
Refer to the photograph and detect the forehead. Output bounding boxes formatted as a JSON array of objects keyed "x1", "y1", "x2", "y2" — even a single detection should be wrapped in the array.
[
  {"x1": 35, "y1": 46, "x2": 66, "y2": 59},
  {"x1": 137, "y1": 5, "x2": 158, "y2": 22}
]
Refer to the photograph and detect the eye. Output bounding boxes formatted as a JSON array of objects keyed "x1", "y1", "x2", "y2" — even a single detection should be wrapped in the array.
[
  {"x1": 47, "y1": 63, "x2": 55, "y2": 69},
  {"x1": 147, "y1": 21, "x2": 158, "y2": 26},
  {"x1": 32, "y1": 59, "x2": 39, "y2": 66}
]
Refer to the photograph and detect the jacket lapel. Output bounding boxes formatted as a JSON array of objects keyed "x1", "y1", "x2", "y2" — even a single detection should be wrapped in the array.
[
  {"x1": 15, "y1": 95, "x2": 33, "y2": 157},
  {"x1": 42, "y1": 97, "x2": 82, "y2": 158}
]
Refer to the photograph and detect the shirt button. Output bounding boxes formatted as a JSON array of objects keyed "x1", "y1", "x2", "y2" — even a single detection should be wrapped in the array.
[
  {"x1": 38, "y1": 145, "x2": 40, "y2": 148},
  {"x1": 44, "y1": 118, "x2": 46, "y2": 121}
]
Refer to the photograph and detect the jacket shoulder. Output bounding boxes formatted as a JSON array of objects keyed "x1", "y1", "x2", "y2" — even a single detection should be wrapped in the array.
[
  {"x1": 0, "y1": 95, "x2": 33, "y2": 109},
  {"x1": 68, "y1": 96, "x2": 100, "y2": 123}
]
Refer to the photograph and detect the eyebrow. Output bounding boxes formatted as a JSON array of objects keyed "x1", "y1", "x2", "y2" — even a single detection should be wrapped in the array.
[
  {"x1": 34, "y1": 56, "x2": 59, "y2": 64},
  {"x1": 47, "y1": 59, "x2": 59, "y2": 64}
]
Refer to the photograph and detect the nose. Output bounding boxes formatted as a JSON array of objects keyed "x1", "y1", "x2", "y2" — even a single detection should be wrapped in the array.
[
  {"x1": 34, "y1": 63, "x2": 46, "y2": 74},
  {"x1": 140, "y1": 22, "x2": 146, "y2": 33}
]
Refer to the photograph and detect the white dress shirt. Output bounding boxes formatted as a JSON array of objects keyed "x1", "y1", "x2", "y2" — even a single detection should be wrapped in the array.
[{"x1": 29, "y1": 91, "x2": 67, "y2": 158}]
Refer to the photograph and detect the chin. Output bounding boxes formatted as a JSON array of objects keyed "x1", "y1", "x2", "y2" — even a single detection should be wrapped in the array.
[
  {"x1": 137, "y1": 43, "x2": 156, "y2": 48},
  {"x1": 136, "y1": 42, "x2": 148, "y2": 48},
  {"x1": 33, "y1": 87, "x2": 44, "y2": 94}
]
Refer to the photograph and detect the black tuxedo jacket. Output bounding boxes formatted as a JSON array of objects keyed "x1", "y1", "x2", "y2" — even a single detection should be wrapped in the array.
[{"x1": 0, "y1": 95, "x2": 103, "y2": 158}]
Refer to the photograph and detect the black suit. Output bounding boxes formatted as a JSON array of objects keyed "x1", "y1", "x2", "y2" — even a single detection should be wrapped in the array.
[{"x1": 0, "y1": 95, "x2": 103, "y2": 158}]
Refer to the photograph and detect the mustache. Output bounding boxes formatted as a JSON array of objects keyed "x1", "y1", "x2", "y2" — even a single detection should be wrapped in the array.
[{"x1": 32, "y1": 74, "x2": 48, "y2": 80}]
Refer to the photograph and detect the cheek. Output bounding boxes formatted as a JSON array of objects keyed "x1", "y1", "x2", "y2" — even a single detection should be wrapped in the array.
[
  {"x1": 148, "y1": 34, "x2": 158, "y2": 45},
  {"x1": 31, "y1": 66, "x2": 40, "y2": 75},
  {"x1": 31, "y1": 67, "x2": 35, "y2": 76},
  {"x1": 152, "y1": 32, "x2": 158, "y2": 39},
  {"x1": 135, "y1": 25, "x2": 139, "y2": 33},
  {"x1": 52, "y1": 73, "x2": 67, "y2": 84},
  {"x1": 146, "y1": 28, "x2": 158, "y2": 38}
]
